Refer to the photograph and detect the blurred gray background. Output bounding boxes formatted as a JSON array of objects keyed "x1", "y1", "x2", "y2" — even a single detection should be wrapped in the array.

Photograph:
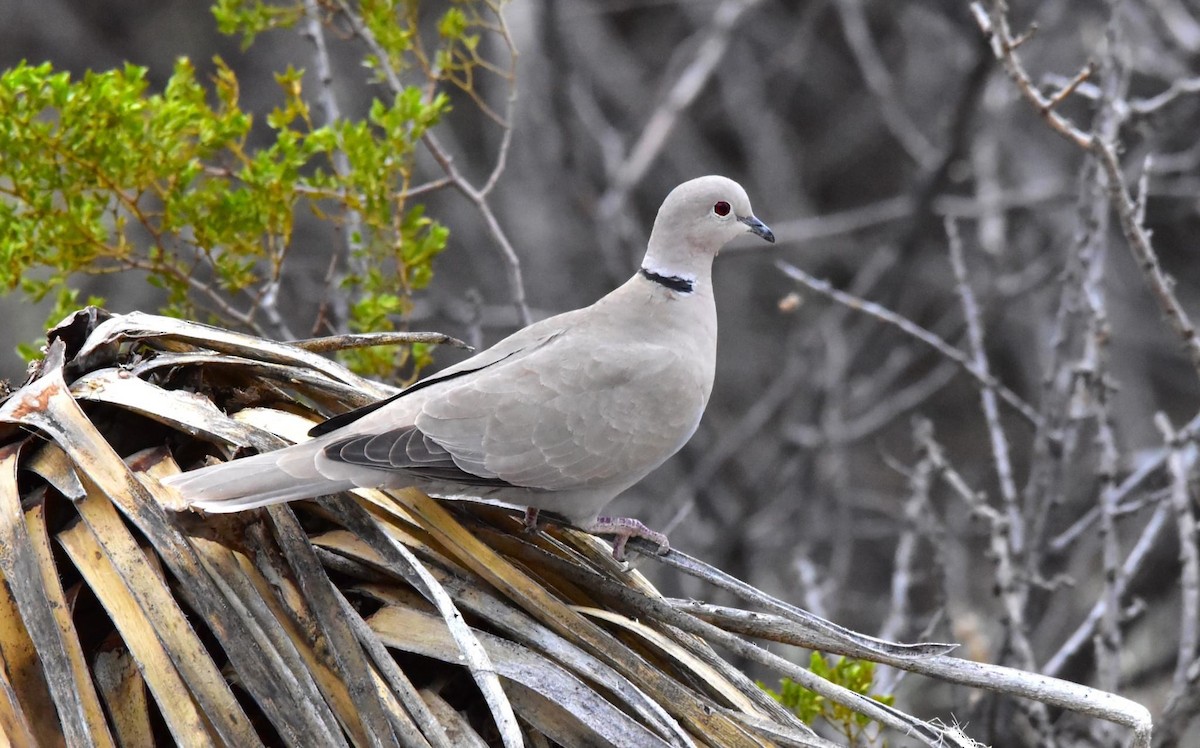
[{"x1": 5, "y1": 0, "x2": 1200, "y2": 743}]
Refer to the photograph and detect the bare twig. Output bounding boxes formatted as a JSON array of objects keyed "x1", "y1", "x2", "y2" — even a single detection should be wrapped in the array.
[
  {"x1": 915, "y1": 420, "x2": 1051, "y2": 734},
  {"x1": 1047, "y1": 447, "x2": 1177, "y2": 554},
  {"x1": 776, "y1": 260, "x2": 1042, "y2": 428},
  {"x1": 1091, "y1": 141, "x2": 1200, "y2": 377},
  {"x1": 333, "y1": 0, "x2": 530, "y2": 326},
  {"x1": 1021, "y1": 170, "x2": 1090, "y2": 582},
  {"x1": 1156, "y1": 415, "x2": 1200, "y2": 698},
  {"x1": 422, "y1": 133, "x2": 531, "y2": 326},
  {"x1": 818, "y1": 317, "x2": 857, "y2": 598},
  {"x1": 877, "y1": 453, "x2": 932, "y2": 643},
  {"x1": 1156, "y1": 655, "x2": 1200, "y2": 747},
  {"x1": 914, "y1": 425, "x2": 1027, "y2": 665},
  {"x1": 736, "y1": 180, "x2": 1069, "y2": 251},
  {"x1": 420, "y1": 1, "x2": 530, "y2": 327},
  {"x1": 252, "y1": 277, "x2": 296, "y2": 341},
  {"x1": 302, "y1": 0, "x2": 364, "y2": 333},
  {"x1": 1042, "y1": 500, "x2": 1171, "y2": 679},
  {"x1": 663, "y1": 345, "x2": 806, "y2": 534},
  {"x1": 1086, "y1": 232, "x2": 1125, "y2": 700},
  {"x1": 833, "y1": 0, "x2": 938, "y2": 168},
  {"x1": 594, "y1": 0, "x2": 763, "y2": 273},
  {"x1": 1144, "y1": 0, "x2": 1200, "y2": 52},
  {"x1": 122, "y1": 256, "x2": 271, "y2": 338},
  {"x1": 970, "y1": 3, "x2": 1091, "y2": 149},
  {"x1": 478, "y1": 4, "x2": 519, "y2": 198},
  {"x1": 785, "y1": 361, "x2": 959, "y2": 449},
  {"x1": 973, "y1": 0, "x2": 1200, "y2": 380},
  {"x1": 969, "y1": 78, "x2": 1008, "y2": 257},
  {"x1": 946, "y1": 218, "x2": 1023, "y2": 553},
  {"x1": 608, "y1": 0, "x2": 763, "y2": 196},
  {"x1": 1076, "y1": 20, "x2": 1128, "y2": 696},
  {"x1": 1129, "y1": 76, "x2": 1200, "y2": 116}
]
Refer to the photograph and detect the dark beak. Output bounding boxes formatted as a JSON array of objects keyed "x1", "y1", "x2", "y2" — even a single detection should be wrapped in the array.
[{"x1": 738, "y1": 215, "x2": 776, "y2": 243}]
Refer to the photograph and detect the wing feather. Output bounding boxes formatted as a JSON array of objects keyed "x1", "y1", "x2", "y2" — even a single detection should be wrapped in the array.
[{"x1": 318, "y1": 311, "x2": 712, "y2": 495}]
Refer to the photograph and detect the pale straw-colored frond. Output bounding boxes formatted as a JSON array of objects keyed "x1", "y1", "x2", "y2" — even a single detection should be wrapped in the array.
[{"x1": 0, "y1": 309, "x2": 1150, "y2": 746}]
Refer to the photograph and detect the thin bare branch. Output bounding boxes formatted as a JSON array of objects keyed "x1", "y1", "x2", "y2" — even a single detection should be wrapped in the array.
[
  {"x1": 1042, "y1": 501, "x2": 1172, "y2": 678},
  {"x1": 331, "y1": 0, "x2": 530, "y2": 326},
  {"x1": 974, "y1": 0, "x2": 1200, "y2": 380},
  {"x1": 776, "y1": 260, "x2": 1042, "y2": 428},
  {"x1": 1156, "y1": 415, "x2": 1200, "y2": 703},
  {"x1": 422, "y1": 133, "x2": 530, "y2": 326},
  {"x1": 915, "y1": 422, "x2": 1042, "y2": 679},
  {"x1": 303, "y1": 0, "x2": 365, "y2": 331},
  {"x1": 833, "y1": 0, "x2": 939, "y2": 168},
  {"x1": 609, "y1": 0, "x2": 763, "y2": 196},
  {"x1": 1130, "y1": 76, "x2": 1200, "y2": 116},
  {"x1": 970, "y1": 2, "x2": 1092, "y2": 148},
  {"x1": 946, "y1": 217, "x2": 1024, "y2": 553},
  {"x1": 591, "y1": 0, "x2": 763, "y2": 275},
  {"x1": 877, "y1": 454, "x2": 932, "y2": 644}
]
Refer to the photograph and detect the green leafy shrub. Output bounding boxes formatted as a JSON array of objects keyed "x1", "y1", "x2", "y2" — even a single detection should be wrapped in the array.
[
  {"x1": 0, "y1": 0, "x2": 507, "y2": 379},
  {"x1": 761, "y1": 653, "x2": 897, "y2": 745}
]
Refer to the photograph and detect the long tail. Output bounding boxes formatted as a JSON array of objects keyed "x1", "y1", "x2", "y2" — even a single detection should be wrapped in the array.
[{"x1": 162, "y1": 444, "x2": 355, "y2": 513}]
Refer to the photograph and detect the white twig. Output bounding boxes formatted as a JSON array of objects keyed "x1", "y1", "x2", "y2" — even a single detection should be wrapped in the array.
[
  {"x1": 740, "y1": 181, "x2": 1068, "y2": 250},
  {"x1": 299, "y1": 0, "x2": 368, "y2": 338},
  {"x1": 877, "y1": 454, "x2": 932, "y2": 643},
  {"x1": 1047, "y1": 408, "x2": 1200, "y2": 553},
  {"x1": 1130, "y1": 75, "x2": 1200, "y2": 116},
  {"x1": 1075, "y1": 86, "x2": 1124, "y2": 699},
  {"x1": 420, "y1": 1, "x2": 530, "y2": 326},
  {"x1": 255, "y1": 277, "x2": 295, "y2": 340},
  {"x1": 1021, "y1": 177, "x2": 1090, "y2": 577},
  {"x1": 785, "y1": 361, "x2": 958, "y2": 449}
]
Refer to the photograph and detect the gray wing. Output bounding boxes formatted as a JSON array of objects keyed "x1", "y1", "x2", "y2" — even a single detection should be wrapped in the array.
[
  {"x1": 325, "y1": 425, "x2": 518, "y2": 488},
  {"x1": 310, "y1": 326, "x2": 561, "y2": 437},
  {"x1": 321, "y1": 334, "x2": 710, "y2": 492}
]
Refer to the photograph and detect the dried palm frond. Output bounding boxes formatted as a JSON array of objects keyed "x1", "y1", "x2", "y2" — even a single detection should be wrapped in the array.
[{"x1": 0, "y1": 309, "x2": 1151, "y2": 747}]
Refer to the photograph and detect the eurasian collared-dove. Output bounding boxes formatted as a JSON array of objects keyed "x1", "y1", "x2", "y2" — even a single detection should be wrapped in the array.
[{"x1": 164, "y1": 175, "x2": 775, "y2": 558}]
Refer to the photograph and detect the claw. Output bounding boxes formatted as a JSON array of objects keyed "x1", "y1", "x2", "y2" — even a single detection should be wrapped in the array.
[
  {"x1": 522, "y1": 506, "x2": 541, "y2": 533},
  {"x1": 585, "y1": 516, "x2": 670, "y2": 561}
]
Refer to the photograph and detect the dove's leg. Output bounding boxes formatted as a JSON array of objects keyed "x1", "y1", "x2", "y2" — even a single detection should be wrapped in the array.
[
  {"x1": 586, "y1": 517, "x2": 670, "y2": 560},
  {"x1": 522, "y1": 506, "x2": 541, "y2": 532}
]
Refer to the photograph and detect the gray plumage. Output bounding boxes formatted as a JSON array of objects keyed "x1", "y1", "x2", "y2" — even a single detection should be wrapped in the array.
[{"x1": 163, "y1": 175, "x2": 775, "y2": 555}]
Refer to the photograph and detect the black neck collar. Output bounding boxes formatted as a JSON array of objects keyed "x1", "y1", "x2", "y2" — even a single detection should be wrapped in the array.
[{"x1": 639, "y1": 267, "x2": 694, "y2": 294}]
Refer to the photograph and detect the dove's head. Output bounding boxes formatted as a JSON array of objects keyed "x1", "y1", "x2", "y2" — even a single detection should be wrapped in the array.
[{"x1": 643, "y1": 176, "x2": 774, "y2": 284}]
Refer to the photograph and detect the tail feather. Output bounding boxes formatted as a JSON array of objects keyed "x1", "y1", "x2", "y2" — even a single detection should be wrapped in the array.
[{"x1": 162, "y1": 445, "x2": 354, "y2": 513}]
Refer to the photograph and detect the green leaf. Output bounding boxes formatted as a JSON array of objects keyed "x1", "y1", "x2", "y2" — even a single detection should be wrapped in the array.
[
  {"x1": 760, "y1": 654, "x2": 894, "y2": 738},
  {"x1": 1, "y1": 1, "x2": 508, "y2": 380}
]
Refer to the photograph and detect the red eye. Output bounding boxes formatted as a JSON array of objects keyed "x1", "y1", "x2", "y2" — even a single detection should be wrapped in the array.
[{"x1": 713, "y1": 201, "x2": 731, "y2": 216}]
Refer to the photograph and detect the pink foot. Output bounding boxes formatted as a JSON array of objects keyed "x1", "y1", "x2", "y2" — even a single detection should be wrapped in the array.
[
  {"x1": 522, "y1": 506, "x2": 541, "y2": 533},
  {"x1": 585, "y1": 516, "x2": 670, "y2": 561}
]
